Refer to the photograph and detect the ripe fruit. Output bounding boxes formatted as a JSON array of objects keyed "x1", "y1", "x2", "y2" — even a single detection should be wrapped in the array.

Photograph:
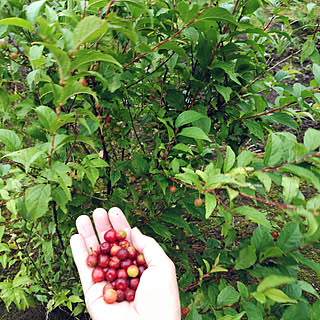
[
  {"x1": 106, "y1": 268, "x2": 117, "y2": 282},
  {"x1": 106, "y1": 116, "x2": 111, "y2": 123},
  {"x1": 92, "y1": 268, "x2": 105, "y2": 283},
  {"x1": 136, "y1": 253, "x2": 146, "y2": 265},
  {"x1": 169, "y1": 185, "x2": 177, "y2": 193},
  {"x1": 103, "y1": 289, "x2": 118, "y2": 304},
  {"x1": 129, "y1": 278, "x2": 139, "y2": 290},
  {"x1": 127, "y1": 246, "x2": 137, "y2": 260},
  {"x1": 10, "y1": 52, "x2": 18, "y2": 60},
  {"x1": 121, "y1": 258, "x2": 133, "y2": 270},
  {"x1": 104, "y1": 229, "x2": 117, "y2": 243},
  {"x1": 182, "y1": 307, "x2": 190, "y2": 317},
  {"x1": 100, "y1": 242, "x2": 111, "y2": 254},
  {"x1": 86, "y1": 252, "x2": 98, "y2": 267},
  {"x1": 119, "y1": 240, "x2": 130, "y2": 249},
  {"x1": 103, "y1": 282, "x2": 114, "y2": 295},
  {"x1": 271, "y1": 231, "x2": 279, "y2": 239},
  {"x1": 124, "y1": 288, "x2": 135, "y2": 302},
  {"x1": 116, "y1": 289, "x2": 125, "y2": 302},
  {"x1": 79, "y1": 78, "x2": 88, "y2": 87},
  {"x1": 117, "y1": 268, "x2": 128, "y2": 279},
  {"x1": 109, "y1": 256, "x2": 121, "y2": 269},
  {"x1": 115, "y1": 278, "x2": 128, "y2": 291},
  {"x1": 97, "y1": 254, "x2": 109, "y2": 268},
  {"x1": 116, "y1": 230, "x2": 127, "y2": 241},
  {"x1": 117, "y1": 248, "x2": 129, "y2": 260},
  {"x1": 194, "y1": 197, "x2": 203, "y2": 207},
  {"x1": 127, "y1": 265, "x2": 139, "y2": 278}
]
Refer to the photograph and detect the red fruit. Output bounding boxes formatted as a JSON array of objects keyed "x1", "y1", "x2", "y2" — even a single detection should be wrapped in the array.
[
  {"x1": 109, "y1": 256, "x2": 121, "y2": 269},
  {"x1": 194, "y1": 197, "x2": 203, "y2": 207},
  {"x1": 104, "y1": 229, "x2": 117, "y2": 243},
  {"x1": 86, "y1": 253, "x2": 98, "y2": 267},
  {"x1": 106, "y1": 116, "x2": 111, "y2": 123},
  {"x1": 96, "y1": 104, "x2": 102, "y2": 111},
  {"x1": 136, "y1": 253, "x2": 146, "y2": 265},
  {"x1": 115, "y1": 278, "x2": 128, "y2": 291},
  {"x1": 100, "y1": 242, "x2": 111, "y2": 254},
  {"x1": 127, "y1": 246, "x2": 137, "y2": 260},
  {"x1": 103, "y1": 289, "x2": 117, "y2": 304},
  {"x1": 116, "y1": 230, "x2": 127, "y2": 241},
  {"x1": 92, "y1": 268, "x2": 105, "y2": 283},
  {"x1": 119, "y1": 240, "x2": 130, "y2": 249},
  {"x1": 127, "y1": 265, "x2": 139, "y2": 278},
  {"x1": 103, "y1": 282, "x2": 114, "y2": 295},
  {"x1": 182, "y1": 307, "x2": 190, "y2": 317},
  {"x1": 117, "y1": 268, "x2": 128, "y2": 279},
  {"x1": 110, "y1": 245, "x2": 121, "y2": 256},
  {"x1": 271, "y1": 231, "x2": 279, "y2": 239},
  {"x1": 129, "y1": 278, "x2": 140, "y2": 290},
  {"x1": 120, "y1": 258, "x2": 133, "y2": 270},
  {"x1": 116, "y1": 289, "x2": 125, "y2": 302},
  {"x1": 79, "y1": 78, "x2": 88, "y2": 87},
  {"x1": 106, "y1": 268, "x2": 117, "y2": 282},
  {"x1": 170, "y1": 186, "x2": 177, "y2": 193},
  {"x1": 117, "y1": 248, "x2": 129, "y2": 261},
  {"x1": 138, "y1": 265, "x2": 146, "y2": 277},
  {"x1": 124, "y1": 288, "x2": 135, "y2": 302},
  {"x1": 97, "y1": 254, "x2": 109, "y2": 268}
]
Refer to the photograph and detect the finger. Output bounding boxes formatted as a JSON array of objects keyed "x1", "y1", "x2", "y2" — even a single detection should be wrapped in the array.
[
  {"x1": 131, "y1": 227, "x2": 174, "y2": 269},
  {"x1": 70, "y1": 234, "x2": 95, "y2": 293},
  {"x1": 108, "y1": 207, "x2": 132, "y2": 242},
  {"x1": 92, "y1": 208, "x2": 113, "y2": 244},
  {"x1": 76, "y1": 215, "x2": 100, "y2": 252}
]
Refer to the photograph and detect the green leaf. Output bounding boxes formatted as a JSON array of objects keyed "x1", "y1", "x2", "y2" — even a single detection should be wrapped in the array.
[
  {"x1": 215, "y1": 85, "x2": 232, "y2": 103},
  {"x1": 160, "y1": 209, "x2": 193, "y2": 233},
  {"x1": 251, "y1": 226, "x2": 274, "y2": 254},
  {"x1": 257, "y1": 275, "x2": 295, "y2": 293},
  {"x1": 217, "y1": 286, "x2": 240, "y2": 307},
  {"x1": 259, "y1": 246, "x2": 284, "y2": 262},
  {"x1": 244, "y1": 119, "x2": 265, "y2": 142},
  {"x1": 148, "y1": 221, "x2": 172, "y2": 240},
  {"x1": 297, "y1": 207, "x2": 318, "y2": 238},
  {"x1": 304, "y1": 128, "x2": 320, "y2": 152},
  {"x1": 175, "y1": 111, "x2": 205, "y2": 128},
  {"x1": 157, "y1": 41, "x2": 188, "y2": 60},
  {"x1": 276, "y1": 222, "x2": 302, "y2": 253},
  {"x1": 71, "y1": 16, "x2": 108, "y2": 53},
  {"x1": 297, "y1": 280, "x2": 320, "y2": 299},
  {"x1": 264, "y1": 288, "x2": 297, "y2": 303},
  {"x1": 269, "y1": 112, "x2": 297, "y2": 130},
  {"x1": 86, "y1": 167, "x2": 99, "y2": 187},
  {"x1": 35, "y1": 106, "x2": 56, "y2": 131},
  {"x1": 313, "y1": 64, "x2": 320, "y2": 87},
  {"x1": 0, "y1": 129, "x2": 21, "y2": 151},
  {"x1": 244, "y1": 301, "x2": 263, "y2": 320},
  {"x1": 0, "y1": 88, "x2": 9, "y2": 112},
  {"x1": 25, "y1": 184, "x2": 51, "y2": 221},
  {"x1": 237, "y1": 150, "x2": 254, "y2": 168},
  {"x1": 49, "y1": 113, "x2": 75, "y2": 133},
  {"x1": 238, "y1": 281, "x2": 249, "y2": 300},
  {"x1": 235, "y1": 245, "x2": 257, "y2": 270},
  {"x1": 254, "y1": 171, "x2": 272, "y2": 192},
  {"x1": 110, "y1": 170, "x2": 121, "y2": 187},
  {"x1": 0, "y1": 18, "x2": 32, "y2": 31},
  {"x1": 292, "y1": 251, "x2": 320, "y2": 275},
  {"x1": 282, "y1": 176, "x2": 299, "y2": 204},
  {"x1": 198, "y1": 7, "x2": 237, "y2": 25},
  {"x1": 301, "y1": 40, "x2": 315, "y2": 63},
  {"x1": 178, "y1": 127, "x2": 211, "y2": 141},
  {"x1": 26, "y1": 0, "x2": 46, "y2": 25},
  {"x1": 223, "y1": 146, "x2": 235, "y2": 173},
  {"x1": 71, "y1": 50, "x2": 122, "y2": 71},
  {"x1": 205, "y1": 192, "x2": 217, "y2": 219},
  {"x1": 59, "y1": 80, "x2": 97, "y2": 105},
  {"x1": 233, "y1": 206, "x2": 271, "y2": 228}
]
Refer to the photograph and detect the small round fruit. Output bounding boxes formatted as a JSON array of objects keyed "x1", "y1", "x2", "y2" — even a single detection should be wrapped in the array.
[
  {"x1": 182, "y1": 307, "x2": 190, "y2": 317},
  {"x1": 127, "y1": 246, "x2": 137, "y2": 260},
  {"x1": 136, "y1": 254, "x2": 146, "y2": 265},
  {"x1": 127, "y1": 265, "x2": 139, "y2": 278},
  {"x1": 169, "y1": 186, "x2": 177, "y2": 193},
  {"x1": 100, "y1": 242, "x2": 111, "y2": 254},
  {"x1": 109, "y1": 256, "x2": 121, "y2": 269},
  {"x1": 10, "y1": 52, "x2": 18, "y2": 60},
  {"x1": 116, "y1": 230, "x2": 127, "y2": 241},
  {"x1": 103, "y1": 282, "x2": 114, "y2": 295},
  {"x1": 240, "y1": 86, "x2": 248, "y2": 94},
  {"x1": 86, "y1": 253, "x2": 98, "y2": 268},
  {"x1": 121, "y1": 258, "x2": 133, "y2": 270},
  {"x1": 96, "y1": 104, "x2": 102, "y2": 111},
  {"x1": 194, "y1": 198, "x2": 203, "y2": 207},
  {"x1": 138, "y1": 265, "x2": 147, "y2": 277},
  {"x1": 271, "y1": 231, "x2": 279, "y2": 239},
  {"x1": 115, "y1": 278, "x2": 128, "y2": 291},
  {"x1": 106, "y1": 268, "x2": 117, "y2": 282},
  {"x1": 110, "y1": 244, "x2": 121, "y2": 256},
  {"x1": 117, "y1": 248, "x2": 129, "y2": 261},
  {"x1": 117, "y1": 268, "x2": 128, "y2": 279},
  {"x1": 104, "y1": 229, "x2": 117, "y2": 243},
  {"x1": 119, "y1": 240, "x2": 130, "y2": 249},
  {"x1": 103, "y1": 289, "x2": 117, "y2": 304},
  {"x1": 79, "y1": 78, "x2": 88, "y2": 87},
  {"x1": 0, "y1": 39, "x2": 8, "y2": 50},
  {"x1": 116, "y1": 289, "x2": 125, "y2": 302},
  {"x1": 92, "y1": 268, "x2": 105, "y2": 283},
  {"x1": 124, "y1": 288, "x2": 135, "y2": 302},
  {"x1": 97, "y1": 254, "x2": 110, "y2": 268},
  {"x1": 106, "y1": 116, "x2": 111, "y2": 123},
  {"x1": 129, "y1": 278, "x2": 140, "y2": 290}
]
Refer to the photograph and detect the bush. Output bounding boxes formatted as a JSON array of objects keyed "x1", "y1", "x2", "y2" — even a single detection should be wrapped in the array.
[{"x1": 1, "y1": 0, "x2": 320, "y2": 318}]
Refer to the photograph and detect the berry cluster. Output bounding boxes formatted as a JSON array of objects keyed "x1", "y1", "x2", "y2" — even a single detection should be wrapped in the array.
[{"x1": 86, "y1": 229, "x2": 147, "y2": 304}]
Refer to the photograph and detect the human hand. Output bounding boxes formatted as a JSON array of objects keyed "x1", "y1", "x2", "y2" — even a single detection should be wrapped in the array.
[{"x1": 70, "y1": 207, "x2": 181, "y2": 320}]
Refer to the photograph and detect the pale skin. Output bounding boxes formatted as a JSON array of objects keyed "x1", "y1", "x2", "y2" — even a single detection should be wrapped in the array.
[{"x1": 70, "y1": 207, "x2": 181, "y2": 320}]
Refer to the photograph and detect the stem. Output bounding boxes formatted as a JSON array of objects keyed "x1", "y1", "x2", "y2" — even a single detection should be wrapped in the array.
[
  {"x1": 64, "y1": 114, "x2": 80, "y2": 164},
  {"x1": 104, "y1": 0, "x2": 115, "y2": 19}
]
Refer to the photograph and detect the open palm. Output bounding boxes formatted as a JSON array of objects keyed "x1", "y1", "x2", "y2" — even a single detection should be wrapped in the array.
[{"x1": 70, "y1": 207, "x2": 181, "y2": 320}]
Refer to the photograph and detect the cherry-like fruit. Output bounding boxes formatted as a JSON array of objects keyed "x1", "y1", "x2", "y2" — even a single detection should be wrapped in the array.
[
  {"x1": 194, "y1": 198, "x2": 203, "y2": 207},
  {"x1": 271, "y1": 231, "x2": 279, "y2": 239},
  {"x1": 103, "y1": 289, "x2": 117, "y2": 304},
  {"x1": 104, "y1": 229, "x2": 117, "y2": 243},
  {"x1": 92, "y1": 268, "x2": 105, "y2": 283}
]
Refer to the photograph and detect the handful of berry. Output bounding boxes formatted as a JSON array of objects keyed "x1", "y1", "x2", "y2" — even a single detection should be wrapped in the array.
[{"x1": 86, "y1": 228, "x2": 147, "y2": 304}]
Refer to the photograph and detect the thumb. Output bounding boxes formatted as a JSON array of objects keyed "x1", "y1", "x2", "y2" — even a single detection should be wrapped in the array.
[{"x1": 131, "y1": 227, "x2": 173, "y2": 268}]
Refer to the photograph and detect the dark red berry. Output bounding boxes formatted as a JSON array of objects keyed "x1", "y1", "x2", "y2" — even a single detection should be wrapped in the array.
[
  {"x1": 271, "y1": 231, "x2": 279, "y2": 239},
  {"x1": 120, "y1": 258, "x2": 133, "y2": 270},
  {"x1": 110, "y1": 244, "x2": 121, "y2": 256},
  {"x1": 115, "y1": 278, "x2": 128, "y2": 291},
  {"x1": 106, "y1": 268, "x2": 117, "y2": 282},
  {"x1": 117, "y1": 248, "x2": 129, "y2": 260},
  {"x1": 106, "y1": 116, "x2": 111, "y2": 123},
  {"x1": 109, "y1": 256, "x2": 121, "y2": 269},
  {"x1": 117, "y1": 268, "x2": 128, "y2": 279},
  {"x1": 129, "y1": 278, "x2": 140, "y2": 290},
  {"x1": 100, "y1": 242, "x2": 111, "y2": 254},
  {"x1": 104, "y1": 229, "x2": 117, "y2": 243},
  {"x1": 116, "y1": 289, "x2": 125, "y2": 302},
  {"x1": 138, "y1": 265, "x2": 146, "y2": 277},
  {"x1": 182, "y1": 307, "x2": 190, "y2": 317},
  {"x1": 97, "y1": 254, "x2": 109, "y2": 268},
  {"x1": 86, "y1": 253, "x2": 98, "y2": 267},
  {"x1": 124, "y1": 288, "x2": 135, "y2": 302},
  {"x1": 92, "y1": 268, "x2": 105, "y2": 283}
]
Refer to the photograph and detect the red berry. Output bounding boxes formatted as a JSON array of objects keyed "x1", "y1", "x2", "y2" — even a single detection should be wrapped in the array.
[
  {"x1": 127, "y1": 265, "x2": 139, "y2": 278},
  {"x1": 117, "y1": 248, "x2": 129, "y2": 261},
  {"x1": 194, "y1": 198, "x2": 203, "y2": 207},
  {"x1": 120, "y1": 258, "x2": 133, "y2": 270},
  {"x1": 127, "y1": 246, "x2": 137, "y2": 260},
  {"x1": 136, "y1": 253, "x2": 146, "y2": 265},
  {"x1": 271, "y1": 231, "x2": 279, "y2": 239},
  {"x1": 104, "y1": 229, "x2": 117, "y2": 243},
  {"x1": 170, "y1": 186, "x2": 177, "y2": 193},
  {"x1": 86, "y1": 253, "x2": 97, "y2": 267},
  {"x1": 116, "y1": 230, "x2": 127, "y2": 241},
  {"x1": 96, "y1": 104, "x2": 102, "y2": 111},
  {"x1": 97, "y1": 254, "x2": 109, "y2": 268},
  {"x1": 117, "y1": 268, "x2": 128, "y2": 279},
  {"x1": 100, "y1": 242, "x2": 111, "y2": 254},
  {"x1": 103, "y1": 282, "x2": 114, "y2": 295},
  {"x1": 92, "y1": 267, "x2": 105, "y2": 283},
  {"x1": 110, "y1": 244, "x2": 121, "y2": 256},
  {"x1": 103, "y1": 289, "x2": 117, "y2": 304},
  {"x1": 116, "y1": 289, "x2": 125, "y2": 302},
  {"x1": 129, "y1": 278, "x2": 140, "y2": 290},
  {"x1": 79, "y1": 78, "x2": 88, "y2": 87},
  {"x1": 109, "y1": 256, "x2": 121, "y2": 269},
  {"x1": 106, "y1": 268, "x2": 117, "y2": 282},
  {"x1": 115, "y1": 278, "x2": 128, "y2": 291},
  {"x1": 138, "y1": 265, "x2": 146, "y2": 277},
  {"x1": 182, "y1": 307, "x2": 190, "y2": 317},
  {"x1": 106, "y1": 116, "x2": 111, "y2": 123},
  {"x1": 119, "y1": 240, "x2": 130, "y2": 249},
  {"x1": 124, "y1": 288, "x2": 135, "y2": 302}
]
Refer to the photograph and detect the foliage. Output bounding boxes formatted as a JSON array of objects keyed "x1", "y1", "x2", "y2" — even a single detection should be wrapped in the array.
[{"x1": 1, "y1": 0, "x2": 320, "y2": 318}]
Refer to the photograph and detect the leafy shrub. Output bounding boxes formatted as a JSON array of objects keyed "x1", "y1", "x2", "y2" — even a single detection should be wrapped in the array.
[{"x1": 1, "y1": 0, "x2": 320, "y2": 318}]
